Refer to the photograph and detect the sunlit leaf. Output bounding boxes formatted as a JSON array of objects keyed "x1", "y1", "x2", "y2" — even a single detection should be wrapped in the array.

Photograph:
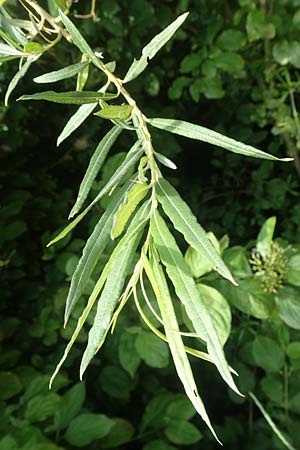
[
  {"x1": 5, "y1": 55, "x2": 40, "y2": 105},
  {"x1": 150, "y1": 209, "x2": 240, "y2": 396},
  {"x1": 34, "y1": 61, "x2": 89, "y2": 84},
  {"x1": 18, "y1": 90, "x2": 117, "y2": 105},
  {"x1": 95, "y1": 104, "x2": 133, "y2": 120},
  {"x1": 149, "y1": 118, "x2": 293, "y2": 161},
  {"x1": 124, "y1": 12, "x2": 189, "y2": 83}
]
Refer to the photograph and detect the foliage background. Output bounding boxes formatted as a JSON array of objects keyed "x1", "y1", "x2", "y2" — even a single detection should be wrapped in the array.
[{"x1": 1, "y1": 0, "x2": 300, "y2": 449}]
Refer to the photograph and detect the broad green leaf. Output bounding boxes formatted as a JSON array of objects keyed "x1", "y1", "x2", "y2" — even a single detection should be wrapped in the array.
[
  {"x1": 95, "y1": 104, "x2": 133, "y2": 120},
  {"x1": 166, "y1": 395, "x2": 196, "y2": 421},
  {"x1": 98, "y1": 418, "x2": 134, "y2": 449},
  {"x1": 143, "y1": 249, "x2": 219, "y2": 442},
  {"x1": 59, "y1": 12, "x2": 101, "y2": 68},
  {"x1": 118, "y1": 332, "x2": 141, "y2": 377},
  {"x1": 99, "y1": 366, "x2": 131, "y2": 399},
  {"x1": 5, "y1": 55, "x2": 40, "y2": 106},
  {"x1": 156, "y1": 178, "x2": 236, "y2": 284},
  {"x1": 55, "y1": 383, "x2": 86, "y2": 430},
  {"x1": 252, "y1": 336, "x2": 284, "y2": 372},
  {"x1": 222, "y1": 246, "x2": 252, "y2": 279},
  {"x1": 256, "y1": 216, "x2": 276, "y2": 257},
  {"x1": 184, "y1": 232, "x2": 221, "y2": 278},
  {"x1": 25, "y1": 393, "x2": 61, "y2": 422},
  {"x1": 79, "y1": 205, "x2": 149, "y2": 378},
  {"x1": 65, "y1": 414, "x2": 114, "y2": 447},
  {"x1": 0, "y1": 371, "x2": 22, "y2": 400},
  {"x1": 149, "y1": 118, "x2": 293, "y2": 161},
  {"x1": 275, "y1": 286, "x2": 300, "y2": 330},
  {"x1": 124, "y1": 12, "x2": 189, "y2": 83},
  {"x1": 155, "y1": 152, "x2": 177, "y2": 170},
  {"x1": 197, "y1": 284, "x2": 231, "y2": 346},
  {"x1": 34, "y1": 61, "x2": 89, "y2": 84},
  {"x1": 70, "y1": 126, "x2": 122, "y2": 218},
  {"x1": 165, "y1": 420, "x2": 202, "y2": 445},
  {"x1": 286, "y1": 253, "x2": 300, "y2": 286},
  {"x1": 135, "y1": 330, "x2": 170, "y2": 368},
  {"x1": 217, "y1": 278, "x2": 274, "y2": 319},
  {"x1": 18, "y1": 90, "x2": 117, "y2": 105},
  {"x1": 150, "y1": 210, "x2": 240, "y2": 396},
  {"x1": 249, "y1": 392, "x2": 296, "y2": 450},
  {"x1": 286, "y1": 342, "x2": 300, "y2": 359},
  {"x1": 111, "y1": 182, "x2": 149, "y2": 239},
  {"x1": 64, "y1": 182, "x2": 133, "y2": 324}
]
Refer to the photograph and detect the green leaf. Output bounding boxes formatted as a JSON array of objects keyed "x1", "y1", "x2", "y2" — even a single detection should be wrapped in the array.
[
  {"x1": 286, "y1": 342, "x2": 300, "y2": 359},
  {"x1": 0, "y1": 371, "x2": 22, "y2": 400},
  {"x1": 65, "y1": 414, "x2": 114, "y2": 447},
  {"x1": 166, "y1": 395, "x2": 196, "y2": 421},
  {"x1": 0, "y1": 436, "x2": 17, "y2": 450},
  {"x1": 70, "y1": 126, "x2": 122, "y2": 217},
  {"x1": 218, "y1": 278, "x2": 274, "y2": 319},
  {"x1": 261, "y1": 374, "x2": 283, "y2": 403},
  {"x1": 5, "y1": 55, "x2": 40, "y2": 106},
  {"x1": 275, "y1": 286, "x2": 300, "y2": 330},
  {"x1": 111, "y1": 182, "x2": 149, "y2": 239},
  {"x1": 25, "y1": 393, "x2": 61, "y2": 422},
  {"x1": 99, "y1": 418, "x2": 134, "y2": 449},
  {"x1": 286, "y1": 253, "x2": 300, "y2": 286},
  {"x1": 252, "y1": 336, "x2": 284, "y2": 373},
  {"x1": 59, "y1": 11, "x2": 101, "y2": 68},
  {"x1": 197, "y1": 284, "x2": 231, "y2": 346},
  {"x1": 216, "y1": 29, "x2": 245, "y2": 51},
  {"x1": 156, "y1": 178, "x2": 236, "y2": 284},
  {"x1": 24, "y1": 42, "x2": 44, "y2": 54},
  {"x1": 0, "y1": 43, "x2": 23, "y2": 57},
  {"x1": 222, "y1": 246, "x2": 252, "y2": 279},
  {"x1": 18, "y1": 90, "x2": 117, "y2": 105},
  {"x1": 118, "y1": 332, "x2": 141, "y2": 377},
  {"x1": 95, "y1": 104, "x2": 133, "y2": 120},
  {"x1": 143, "y1": 249, "x2": 219, "y2": 441},
  {"x1": 150, "y1": 210, "x2": 241, "y2": 396},
  {"x1": 184, "y1": 232, "x2": 220, "y2": 278},
  {"x1": 64, "y1": 182, "x2": 133, "y2": 324},
  {"x1": 165, "y1": 420, "x2": 202, "y2": 445},
  {"x1": 249, "y1": 392, "x2": 296, "y2": 450},
  {"x1": 57, "y1": 102, "x2": 97, "y2": 146},
  {"x1": 135, "y1": 330, "x2": 169, "y2": 368},
  {"x1": 55, "y1": 383, "x2": 86, "y2": 430},
  {"x1": 256, "y1": 216, "x2": 276, "y2": 258},
  {"x1": 149, "y1": 118, "x2": 292, "y2": 161},
  {"x1": 48, "y1": 145, "x2": 143, "y2": 247},
  {"x1": 79, "y1": 205, "x2": 149, "y2": 378},
  {"x1": 99, "y1": 366, "x2": 131, "y2": 399},
  {"x1": 124, "y1": 12, "x2": 189, "y2": 83},
  {"x1": 155, "y1": 152, "x2": 177, "y2": 170},
  {"x1": 34, "y1": 61, "x2": 89, "y2": 84},
  {"x1": 52, "y1": 0, "x2": 71, "y2": 11},
  {"x1": 76, "y1": 55, "x2": 90, "y2": 91}
]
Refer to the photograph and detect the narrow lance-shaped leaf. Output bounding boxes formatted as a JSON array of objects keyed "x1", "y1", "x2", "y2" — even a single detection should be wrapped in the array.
[
  {"x1": 57, "y1": 102, "x2": 97, "y2": 146},
  {"x1": 76, "y1": 55, "x2": 90, "y2": 91},
  {"x1": 150, "y1": 209, "x2": 241, "y2": 396},
  {"x1": 155, "y1": 152, "x2": 177, "y2": 170},
  {"x1": 48, "y1": 144, "x2": 142, "y2": 246},
  {"x1": 123, "y1": 12, "x2": 189, "y2": 83},
  {"x1": 59, "y1": 11, "x2": 102, "y2": 69},
  {"x1": 80, "y1": 203, "x2": 150, "y2": 378},
  {"x1": 50, "y1": 200, "x2": 149, "y2": 387},
  {"x1": 34, "y1": 61, "x2": 89, "y2": 84},
  {"x1": 0, "y1": 10, "x2": 28, "y2": 45},
  {"x1": 143, "y1": 247, "x2": 220, "y2": 443},
  {"x1": 64, "y1": 181, "x2": 134, "y2": 325},
  {"x1": 70, "y1": 126, "x2": 123, "y2": 218},
  {"x1": 149, "y1": 118, "x2": 293, "y2": 161},
  {"x1": 0, "y1": 42, "x2": 24, "y2": 56},
  {"x1": 18, "y1": 90, "x2": 117, "y2": 105},
  {"x1": 5, "y1": 54, "x2": 40, "y2": 105},
  {"x1": 249, "y1": 392, "x2": 296, "y2": 450},
  {"x1": 95, "y1": 104, "x2": 134, "y2": 120},
  {"x1": 69, "y1": 141, "x2": 143, "y2": 219},
  {"x1": 111, "y1": 182, "x2": 150, "y2": 239},
  {"x1": 156, "y1": 177, "x2": 236, "y2": 285}
]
